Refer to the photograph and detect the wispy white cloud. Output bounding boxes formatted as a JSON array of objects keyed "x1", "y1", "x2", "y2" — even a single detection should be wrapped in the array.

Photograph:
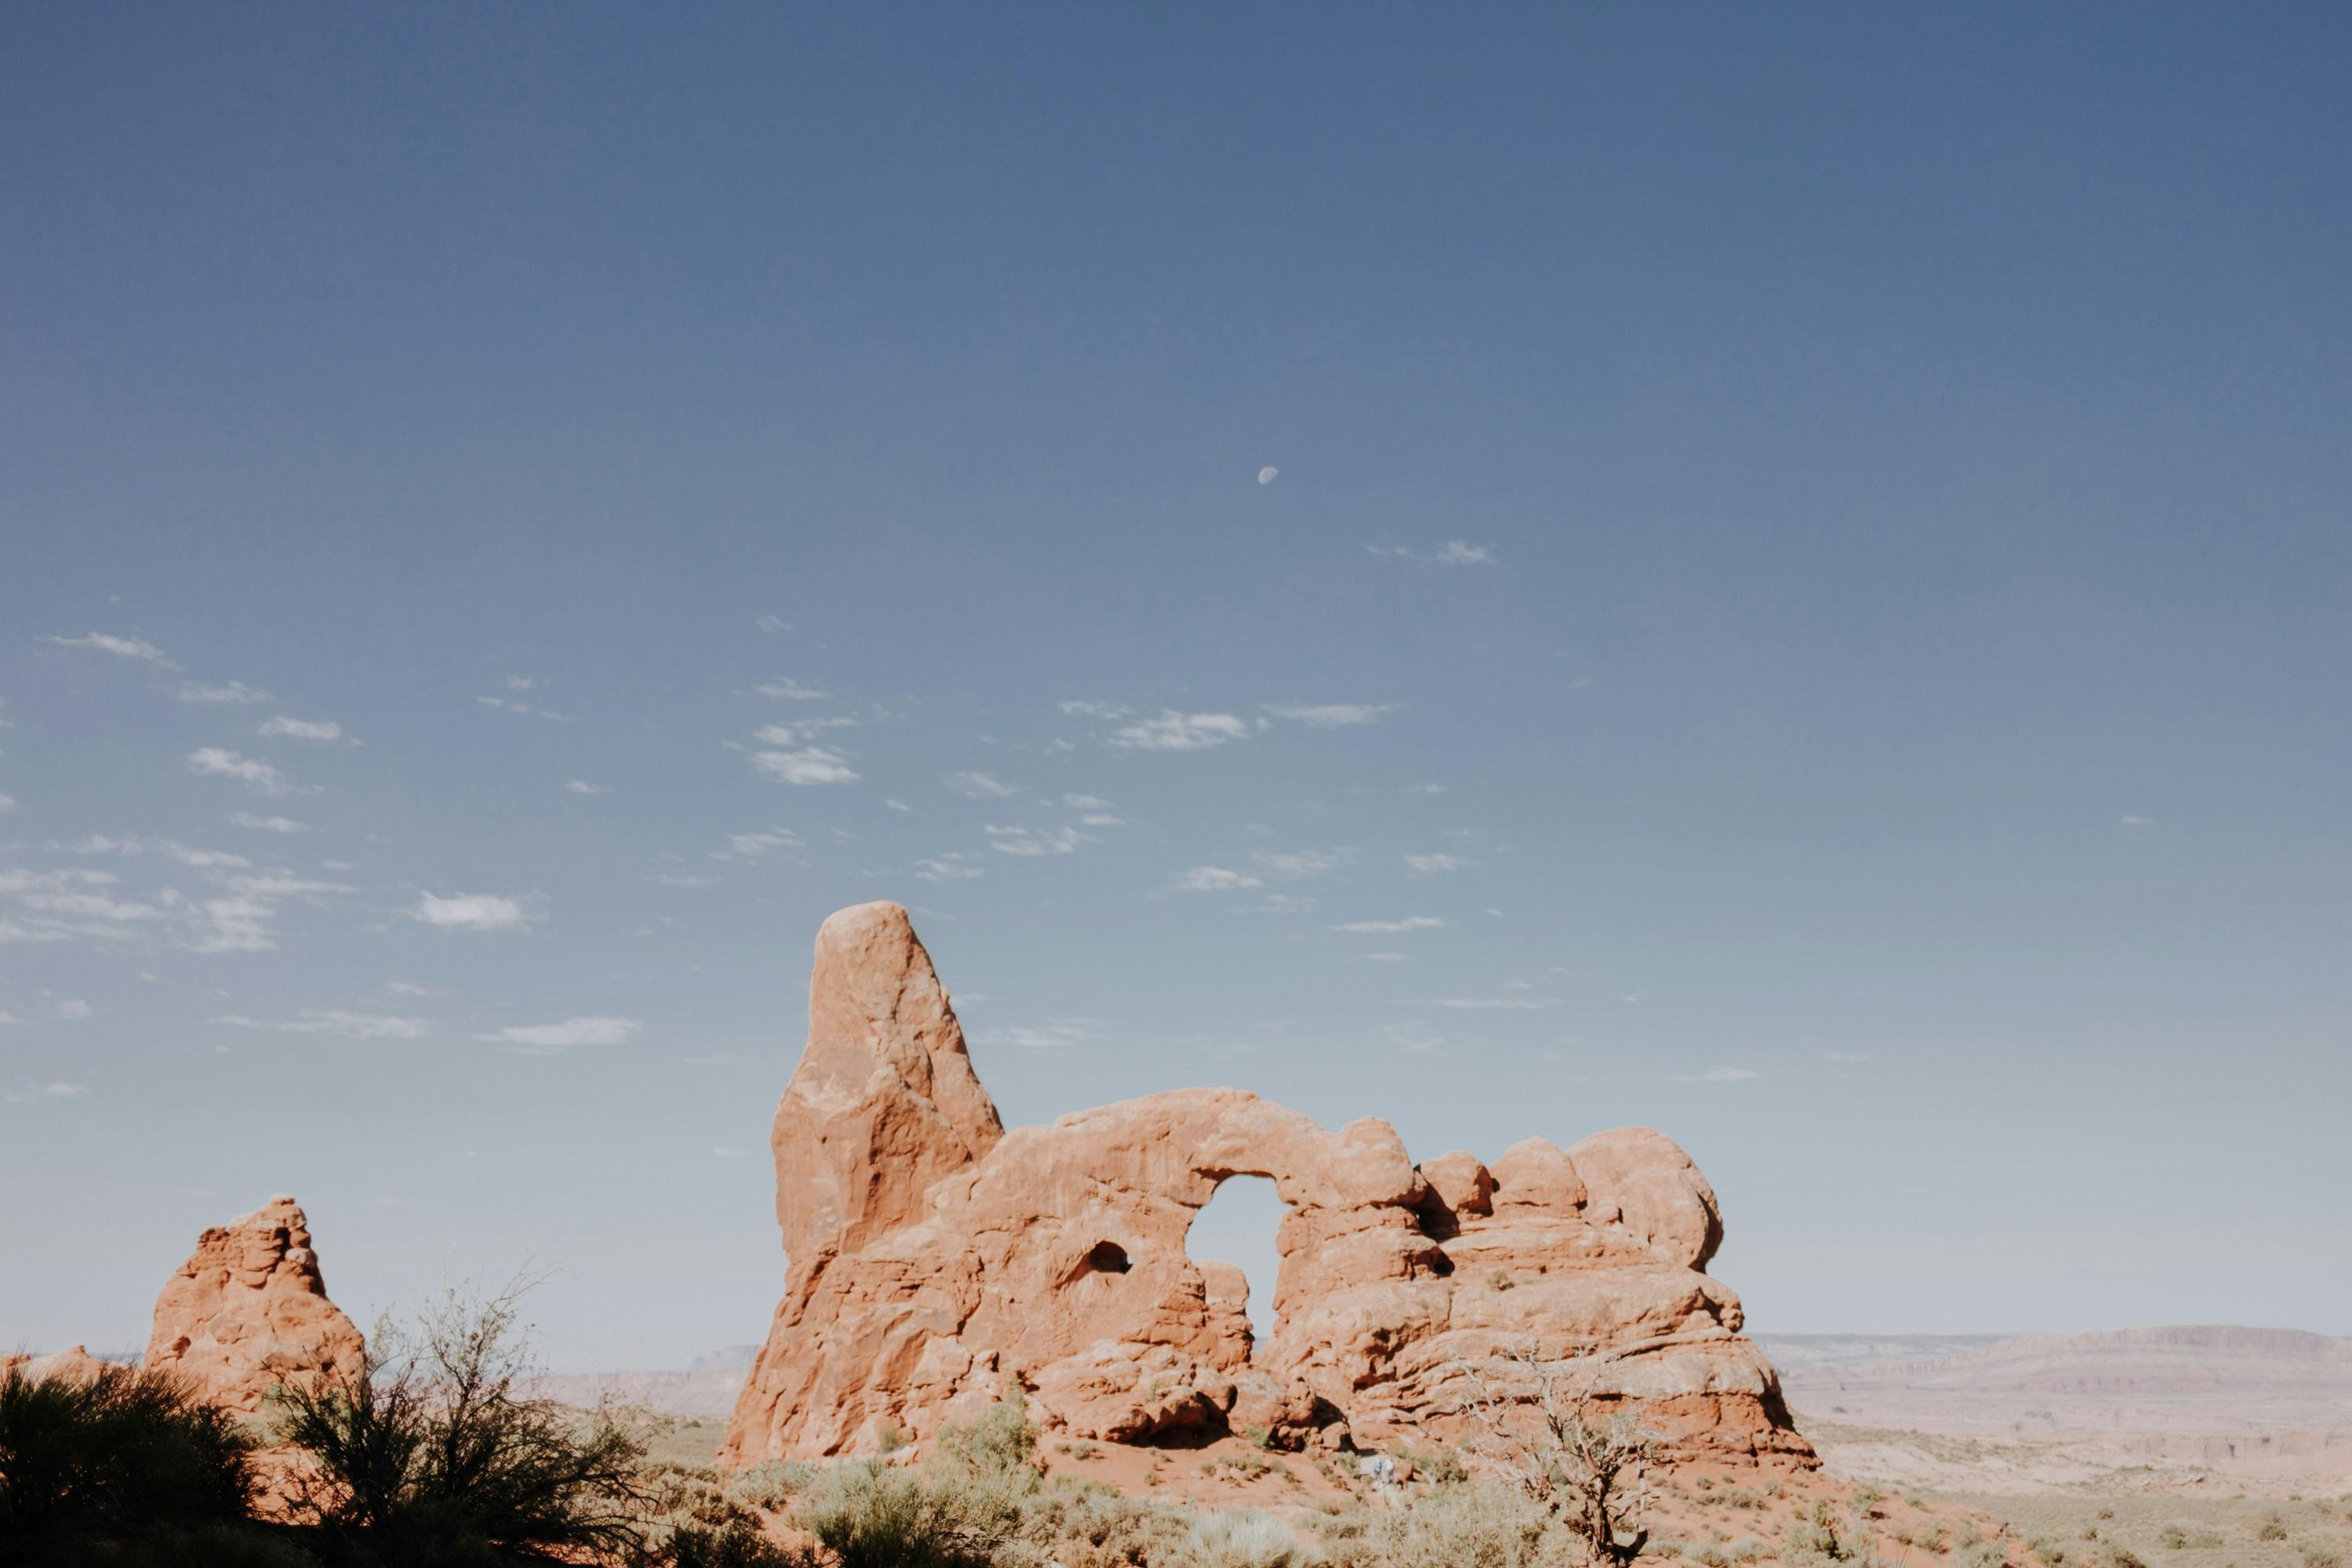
[
  {"x1": 44, "y1": 631, "x2": 176, "y2": 666},
  {"x1": 915, "y1": 851, "x2": 985, "y2": 882},
  {"x1": 0, "y1": 868, "x2": 169, "y2": 941},
  {"x1": 1252, "y1": 848, "x2": 1352, "y2": 879},
  {"x1": 1331, "y1": 916, "x2": 1446, "y2": 934},
  {"x1": 646, "y1": 872, "x2": 720, "y2": 889},
  {"x1": 1381, "y1": 1020, "x2": 1450, "y2": 1056},
  {"x1": 260, "y1": 716, "x2": 343, "y2": 742},
  {"x1": 229, "y1": 812, "x2": 310, "y2": 833},
  {"x1": 409, "y1": 891, "x2": 536, "y2": 933},
  {"x1": 213, "y1": 1009, "x2": 431, "y2": 1040},
  {"x1": 184, "y1": 872, "x2": 354, "y2": 954},
  {"x1": 756, "y1": 677, "x2": 828, "y2": 700},
  {"x1": 53, "y1": 999, "x2": 92, "y2": 1021},
  {"x1": 0, "y1": 794, "x2": 13, "y2": 815},
  {"x1": 985, "y1": 825, "x2": 1088, "y2": 857},
  {"x1": 1174, "y1": 866, "x2": 1261, "y2": 892},
  {"x1": 1365, "y1": 542, "x2": 1496, "y2": 567},
  {"x1": 1668, "y1": 1065, "x2": 1761, "y2": 1083},
  {"x1": 1109, "y1": 710, "x2": 1249, "y2": 751},
  {"x1": 69, "y1": 835, "x2": 251, "y2": 869},
  {"x1": 1363, "y1": 952, "x2": 1406, "y2": 963},
  {"x1": 1422, "y1": 996, "x2": 1558, "y2": 1011},
  {"x1": 1404, "y1": 853, "x2": 1470, "y2": 874},
  {"x1": 971, "y1": 1020, "x2": 1095, "y2": 1053},
  {"x1": 1824, "y1": 1051, "x2": 1872, "y2": 1064},
  {"x1": 564, "y1": 779, "x2": 607, "y2": 796},
  {"x1": 474, "y1": 1016, "x2": 640, "y2": 1053},
  {"x1": 178, "y1": 680, "x2": 271, "y2": 705},
  {"x1": 1058, "y1": 699, "x2": 1129, "y2": 719},
  {"x1": 43, "y1": 1082, "x2": 89, "y2": 1098},
  {"x1": 476, "y1": 695, "x2": 575, "y2": 721},
  {"x1": 1265, "y1": 703, "x2": 1399, "y2": 728},
  {"x1": 2118, "y1": 815, "x2": 2154, "y2": 829},
  {"x1": 750, "y1": 746, "x2": 858, "y2": 786},
  {"x1": 945, "y1": 770, "x2": 1019, "y2": 799},
  {"x1": 1258, "y1": 892, "x2": 1316, "y2": 913},
  {"x1": 756, "y1": 615, "x2": 788, "y2": 633},
  {"x1": 713, "y1": 829, "x2": 801, "y2": 862},
  {"x1": 187, "y1": 749, "x2": 294, "y2": 797}
]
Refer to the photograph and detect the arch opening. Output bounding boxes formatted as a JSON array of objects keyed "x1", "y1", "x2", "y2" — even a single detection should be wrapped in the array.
[{"x1": 1185, "y1": 1174, "x2": 1286, "y2": 1353}]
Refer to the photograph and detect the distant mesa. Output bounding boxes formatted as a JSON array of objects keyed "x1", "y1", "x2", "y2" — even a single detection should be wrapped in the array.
[
  {"x1": 143, "y1": 1194, "x2": 366, "y2": 1414},
  {"x1": 719, "y1": 899, "x2": 1814, "y2": 1469}
]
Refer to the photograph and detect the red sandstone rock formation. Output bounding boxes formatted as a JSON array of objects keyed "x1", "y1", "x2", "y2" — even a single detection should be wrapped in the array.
[
  {"x1": 144, "y1": 1195, "x2": 366, "y2": 1414},
  {"x1": 720, "y1": 902, "x2": 1811, "y2": 1469},
  {"x1": 1, "y1": 1345, "x2": 111, "y2": 1385}
]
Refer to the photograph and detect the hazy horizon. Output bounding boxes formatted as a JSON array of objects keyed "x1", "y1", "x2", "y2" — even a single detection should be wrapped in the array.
[{"x1": 5, "y1": 5, "x2": 2348, "y2": 1369}]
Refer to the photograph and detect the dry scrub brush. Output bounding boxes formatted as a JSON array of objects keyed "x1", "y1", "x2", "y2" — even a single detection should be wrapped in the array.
[
  {"x1": 268, "y1": 1280, "x2": 657, "y2": 1565},
  {"x1": 1450, "y1": 1341, "x2": 1661, "y2": 1566}
]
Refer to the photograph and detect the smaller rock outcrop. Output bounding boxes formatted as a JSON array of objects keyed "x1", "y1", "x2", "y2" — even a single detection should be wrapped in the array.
[
  {"x1": 1, "y1": 1345, "x2": 111, "y2": 1384},
  {"x1": 144, "y1": 1195, "x2": 365, "y2": 1414}
]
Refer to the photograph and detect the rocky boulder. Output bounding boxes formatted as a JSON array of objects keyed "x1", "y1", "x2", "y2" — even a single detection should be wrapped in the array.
[{"x1": 144, "y1": 1195, "x2": 365, "y2": 1414}]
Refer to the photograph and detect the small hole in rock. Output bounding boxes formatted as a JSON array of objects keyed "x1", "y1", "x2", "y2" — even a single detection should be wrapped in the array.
[{"x1": 1085, "y1": 1240, "x2": 1131, "y2": 1275}]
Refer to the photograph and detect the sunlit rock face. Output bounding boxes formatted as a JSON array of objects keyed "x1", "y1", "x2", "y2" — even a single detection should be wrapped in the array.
[
  {"x1": 719, "y1": 901, "x2": 1813, "y2": 1469},
  {"x1": 144, "y1": 1195, "x2": 366, "y2": 1414}
]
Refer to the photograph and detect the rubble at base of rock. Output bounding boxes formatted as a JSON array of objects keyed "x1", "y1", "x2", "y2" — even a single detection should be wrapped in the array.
[{"x1": 720, "y1": 900, "x2": 1815, "y2": 1472}]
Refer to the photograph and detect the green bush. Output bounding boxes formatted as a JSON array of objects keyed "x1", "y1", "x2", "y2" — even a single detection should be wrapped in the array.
[{"x1": 0, "y1": 1360, "x2": 274, "y2": 1563}]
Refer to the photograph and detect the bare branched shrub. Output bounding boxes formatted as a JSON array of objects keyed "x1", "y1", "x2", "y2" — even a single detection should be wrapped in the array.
[
  {"x1": 1450, "y1": 1341, "x2": 1659, "y2": 1566},
  {"x1": 270, "y1": 1281, "x2": 652, "y2": 1565}
]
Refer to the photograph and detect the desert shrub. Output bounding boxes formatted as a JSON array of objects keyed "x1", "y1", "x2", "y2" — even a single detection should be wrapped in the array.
[
  {"x1": 2302, "y1": 1549, "x2": 2343, "y2": 1568},
  {"x1": 792, "y1": 1397, "x2": 1044, "y2": 1568},
  {"x1": 1788, "y1": 1499, "x2": 1889, "y2": 1568},
  {"x1": 1003, "y1": 1480, "x2": 1194, "y2": 1566},
  {"x1": 1187, "y1": 1508, "x2": 1311, "y2": 1568},
  {"x1": 632, "y1": 1460, "x2": 808, "y2": 1567},
  {"x1": 2108, "y1": 1548, "x2": 2150, "y2": 1568},
  {"x1": 1396, "y1": 1440, "x2": 1469, "y2": 1486},
  {"x1": 1316, "y1": 1482, "x2": 1560, "y2": 1568},
  {"x1": 727, "y1": 1461, "x2": 815, "y2": 1513},
  {"x1": 0, "y1": 1360, "x2": 277, "y2": 1563},
  {"x1": 795, "y1": 1464, "x2": 1005, "y2": 1568},
  {"x1": 1452, "y1": 1342, "x2": 1658, "y2": 1566},
  {"x1": 2258, "y1": 1519, "x2": 2291, "y2": 1541},
  {"x1": 270, "y1": 1283, "x2": 651, "y2": 1566},
  {"x1": 933, "y1": 1392, "x2": 1045, "y2": 1494}
]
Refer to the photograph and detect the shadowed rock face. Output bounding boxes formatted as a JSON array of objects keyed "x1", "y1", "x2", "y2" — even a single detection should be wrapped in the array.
[
  {"x1": 144, "y1": 1195, "x2": 365, "y2": 1414},
  {"x1": 720, "y1": 902, "x2": 1812, "y2": 1469}
]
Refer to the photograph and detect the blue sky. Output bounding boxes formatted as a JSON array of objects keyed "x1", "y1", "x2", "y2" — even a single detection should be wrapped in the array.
[{"x1": 4, "y1": 5, "x2": 2348, "y2": 1368}]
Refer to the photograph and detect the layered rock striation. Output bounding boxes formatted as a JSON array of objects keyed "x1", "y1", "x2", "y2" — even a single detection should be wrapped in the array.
[
  {"x1": 144, "y1": 1195, "x2": 366, "y2": 1414},
  {"x1": 720, "y1": 901, "x2": 1810, "y2": 1468}
]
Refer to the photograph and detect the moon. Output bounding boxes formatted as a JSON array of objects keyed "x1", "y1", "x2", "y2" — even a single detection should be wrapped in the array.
[{"x1": 1257, "y1": 466, "x2": 1279, "y2": 486}]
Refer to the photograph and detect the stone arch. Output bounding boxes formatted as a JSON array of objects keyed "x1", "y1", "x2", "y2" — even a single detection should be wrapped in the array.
[{"x1": 1184, "y1": 1174, "x2": 1287, "y2": 1353}]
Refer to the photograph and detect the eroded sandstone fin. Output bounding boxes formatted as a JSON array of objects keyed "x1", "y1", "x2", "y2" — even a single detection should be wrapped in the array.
[
  {"x1": 775, "y1": 900, "x2": 1004, "y2": 1262},
  {"x1": 143, "y1": 1195, "x2": 366, "y2": 1414}
]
